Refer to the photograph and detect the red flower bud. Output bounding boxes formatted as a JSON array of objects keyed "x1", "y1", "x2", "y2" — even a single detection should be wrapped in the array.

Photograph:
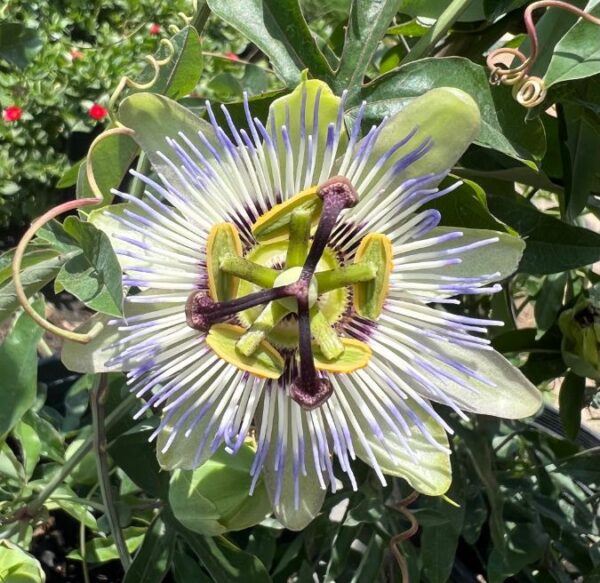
[
  {"x1": 70, "y1": 49, "x2": 84, "y2": 60},
  {"x1": 2, "y1": 105, "x2": 23, "y2": 123},
  {"x1": 225, "y1": 51, "x2": 240, "y2": 61},
  {"x1": 88, "y1": 103, "x2": 108, "y2": 121},
  {"x1": 149, "y1": 23, "x2": 161, "y2": 35}
]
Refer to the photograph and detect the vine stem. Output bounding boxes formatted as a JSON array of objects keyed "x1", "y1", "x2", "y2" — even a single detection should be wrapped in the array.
[
  {"x1": 389, "y1": 491, "x2": 420, "y2": 583},
  {"x1": 91, "y1": 374, "x2": 131, "y2": 570},
  {"x1": 2, "y1": 393, "x2": 136, "y2": 539},
  {"x1": 401, "y1": 0, "x2": 474, "y2": 65}
]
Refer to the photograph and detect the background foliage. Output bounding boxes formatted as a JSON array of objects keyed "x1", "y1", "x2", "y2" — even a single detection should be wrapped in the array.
[{"x1": 1, "y1": 0, "x2": 599, "y2": 581}]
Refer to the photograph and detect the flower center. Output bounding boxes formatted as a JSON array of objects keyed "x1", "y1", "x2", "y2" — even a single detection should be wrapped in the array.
[
  {"x1": 273, "y1": 267, "x2": 319, "y2": 311},
  {"x1": 186, "y1": 177, "x2": 391, "y2": 410}
]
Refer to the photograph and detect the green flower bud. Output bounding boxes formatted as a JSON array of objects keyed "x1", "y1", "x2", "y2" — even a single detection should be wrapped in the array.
[
  {"x1": 168, "y1": 441, "x2": 271, "y2": 536},
  {"x1": 559, "y1": 296, "x2": 600, "y2": 381}
]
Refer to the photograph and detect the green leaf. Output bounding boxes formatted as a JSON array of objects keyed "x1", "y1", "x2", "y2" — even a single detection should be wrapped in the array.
[
  {"x1": 23, "y1": 410, "x2": 64, "y2": 463},
  {"x1": 0, "y1": 247, "x2": 60, "y2": 287},
  {"x1": 207, "y1": 72, "x2": 243, "y2": 101},
  {"x1": 68, "y1": 527, "x2": 146, "y2": 563},
  {"x1": 0, "y1": 540, "x2": 45, "y2": 583},
  {"x1": 0, "y1": 299, "x2": 45, "y2": 437},
  {"x1": 425, "y1": 176, "x2": 511, "y2": 231},
  {"x1": 534, "y1": 273, "x2": 568, "y2": 336},
  {"x1": 334, "y1": 0, "x2": 402, "y2": 96},
  {"x1": 0, "y1": 22, "x2": 42, "y2": 69},
  {"x1": 206, "y1": 0, "x2": 331, "y2": 86},
  {"x1": 420, "y1": 470, "x2": 466, "y2": 583},
  {"x1": 110, "y1": 422, "x2": 169, "y2": 499},
  {"x1": 487, "y1": 523, "x2": 549, "y2": 583},
  {"x1": 47, "y1": 485, "x2": 98, "y2": 531},
  {"x1": 76, "y1": 128, "x2": 139, "y2": 203},
  {"x1": 118, "y1": 93, "x2": 218, "y2": 197},
  {"x1": 544, "y1": 0, "x2": 600, "y2": 88},
  {"x1": 559, "y1": 371, "x2": 586, "y2": 440},
  {"x1": 123, "y1": 516, "x2": 175, "y2": 583},
  {"x1": 56, "y1": 158, "x2": 84, "y2": 189},
  {"x1": 36, "y1": 220, "x2": 80, "y2": 255},
  {"x1": 487, "y1": 191, "x2": 600, "y2": 274},
  {"x1": 135, "y1": 26, "x2": 204, "y2": 100},
  {"x1": 399, "y1": 0, "x2": 486, "y2": 21},
  {"x1": 13, "y1": 419, "x2": 42, "y2": 479},
  {"x1": 56, "y1": 217, "x2": 123, "y2": 317},
  {"x1": 355, "y1": 57, "x2": 545, "y2": 166},
  {"x1": 560, "y1": 101, "x2": 600, "y2": 221},
  {"x1": 0, "y1": 255, "x2": 66, "y2": 323},
  {"x1": 171, "y1": 519, "x2": 272, "y2": 583}
]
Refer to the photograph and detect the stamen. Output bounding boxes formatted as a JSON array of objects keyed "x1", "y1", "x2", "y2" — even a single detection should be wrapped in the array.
[
  {"x1": 220, "y1": 255, "x2": 278, "y2": 288},
  {"x1": 316, "y1": 262, "x2": 376, "y2": 293}
]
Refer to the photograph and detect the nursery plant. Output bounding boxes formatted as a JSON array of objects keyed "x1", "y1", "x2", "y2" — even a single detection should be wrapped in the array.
[{"x1": 2, "y1": 0, "x2": 600, "y2": 581}]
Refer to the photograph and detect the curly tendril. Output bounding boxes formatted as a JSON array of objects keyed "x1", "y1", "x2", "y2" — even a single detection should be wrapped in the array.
[
  {"x1": 108, "y1": 38, "x2": 176, "y2": 118},
  {"x1": 390, "y1": 491, "x2": 420, "y2": 583},
  {"x1": 487, "y1": 0, "x2": 600, "y2": 108},
  {"x1": 11, "y1": 127, "x2": 136, "y2": 344}
]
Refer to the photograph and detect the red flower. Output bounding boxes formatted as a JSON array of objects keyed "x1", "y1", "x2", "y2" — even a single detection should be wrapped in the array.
[
  {"x1": 149, "y1": 23, "x2": 161, "y2": 35},
  {"x1": 88, "y1": 103, "x2": 108, "y2": 121},
  {"x1": 225, "y1": 51, "x2": 240, "y2": 61},
  {"x1": 2, "y1": 105, "x2": 23, "y2": 123},
  {"x1": 70, "y1": 49, "x2": 84, "y2": 60}
]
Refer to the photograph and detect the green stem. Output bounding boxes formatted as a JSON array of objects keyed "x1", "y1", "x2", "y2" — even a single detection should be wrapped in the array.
[
  {"x1": 30, "y1": 393, "x2": 136, "y2": 514},
  {"x1": 129, "y1": 153, "x2": 150, "y2": 199},
  {"x1": 401, "y1": 0, "x2": 474, "y2": 64},
  {"x1": 3, "y1": 392, "x2": 136, "y2": 540},
  {"x1": 286, "y1": 209, "x2": 312, "y2": 268},
  {"x1": 316, "y1": 262, "x2": 376, "y2": 293},
  {"x1": 37, "y1": 338, "x2": 53, "y2": 358},
  {"x1": 191, "y1": 0, "x2": 211, "y2": 33},
  {"x1": 220, "y1": 255, "x2": 278, "y2": 288},
  {"x1": 91, "y1": 374, "x2": 131, "y2": 570}
]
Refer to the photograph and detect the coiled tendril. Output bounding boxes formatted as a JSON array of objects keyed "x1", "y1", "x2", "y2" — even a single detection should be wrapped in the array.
[{"x1": 487, "y1": 1, "x2": 600, "y2": 108}]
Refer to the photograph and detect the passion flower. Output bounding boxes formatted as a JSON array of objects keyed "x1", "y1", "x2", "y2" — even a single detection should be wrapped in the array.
[{"x1": 63, "y1": 81, "x2": 542, "y2": 530}]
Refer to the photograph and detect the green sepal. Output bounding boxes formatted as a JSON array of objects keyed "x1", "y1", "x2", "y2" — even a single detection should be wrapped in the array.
[
  {"x1": 339, "y1": 87, "x2": 480, "y2": 189},
  {"x1": 168, "y1": 443, "x2": 271, "y2": 536},
  {"x1": 266, "y1": 79, "x2": 348, "y2": 188},
  {"x1": 118, "y1": 93, "x2": 219, "y2": 197},
  {"x1": 354, "y1": 398, "x2": 452, "y2": 496}
]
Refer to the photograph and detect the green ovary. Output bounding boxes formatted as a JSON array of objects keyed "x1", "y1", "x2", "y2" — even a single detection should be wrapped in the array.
[{"x1": 236, "y1": 242, "x2": 348, "y2": 350}]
